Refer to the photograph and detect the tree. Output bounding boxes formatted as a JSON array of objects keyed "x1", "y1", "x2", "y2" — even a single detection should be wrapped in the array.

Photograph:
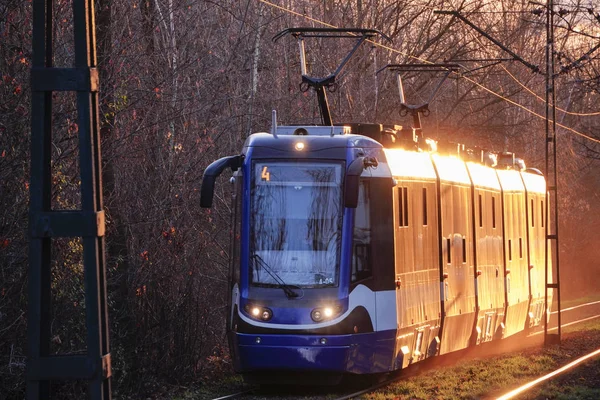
[{"x1": 1, "y1": 1, "x2": 600, "y2": 397}]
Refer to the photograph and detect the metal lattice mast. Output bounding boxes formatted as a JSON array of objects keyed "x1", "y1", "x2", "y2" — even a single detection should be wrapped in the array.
[
  {"x1": 27, "y1": 0, "x2": 112, "y2": 398},
  {"x1": 544, "y1": 0, "x2": 561, "y2": 346}
]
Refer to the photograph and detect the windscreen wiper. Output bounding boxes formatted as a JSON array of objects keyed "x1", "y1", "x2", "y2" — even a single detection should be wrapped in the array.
[{"x1": 250, "y1": 254, "x2": 299, "y2": 299}]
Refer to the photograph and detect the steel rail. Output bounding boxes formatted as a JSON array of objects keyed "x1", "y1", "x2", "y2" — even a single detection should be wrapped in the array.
[
  {"x1": 496, "y1": 347, "x2": 600, "y2": 400},
  {"x1": 532, "y1": 313, "x2": 600, "y2": 336},
  {"x1": 210, "y1": 388, "x2": 255, "y2": 400},
  {"x1": 335, "y1": 312, "x2": 600, "y2": 400},
  {"x1": 210, "y1": 311, "x2": 600, "y2": 399},
  {"x1": 332, "y1": 378, "x2": 396, "y2": 400},
  {"x1": 549, "y1": 299, "x2": 600, "y2": 314}
]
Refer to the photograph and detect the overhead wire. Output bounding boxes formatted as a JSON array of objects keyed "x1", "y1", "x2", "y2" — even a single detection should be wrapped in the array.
[
  {"x1": 482, "y1": 1, "x2": 600, "y2": 115},
  {"x1": 457, "y1": 15, "x2": 600, "y2": 143},
  {"x1": 499, "y1": 64, "x2": 600, "y2": 116},
  {"x1": 257, "y1": 0, "x2": 337, "y2": 28},
  {"x1": 257, "y1": 0, "x2": 600, "y2": 145},
  {"x1": 461, "y1": 74, "x2": 600, "y2": 143}
]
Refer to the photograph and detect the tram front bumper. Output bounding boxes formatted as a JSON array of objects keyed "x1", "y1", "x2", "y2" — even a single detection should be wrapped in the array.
[{"x1": 234, "y1": 333, "x2": 351, "y2": 372}]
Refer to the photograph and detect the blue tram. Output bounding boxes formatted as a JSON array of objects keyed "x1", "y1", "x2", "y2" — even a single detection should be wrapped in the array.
[{"x1": 200, "y1": 122, "x2": 550, "y2": 384}]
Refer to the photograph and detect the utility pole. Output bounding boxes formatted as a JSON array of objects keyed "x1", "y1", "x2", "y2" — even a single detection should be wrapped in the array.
[
  {"x1": 544, "y1": 0, "x2": 561, "y2": 346},
  {"x1": 28, "y1": 0, "x2": 112, "y2": 398}
]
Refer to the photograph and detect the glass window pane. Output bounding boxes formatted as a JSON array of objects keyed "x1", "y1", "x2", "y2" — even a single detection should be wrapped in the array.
[
  {"x1": 423, "y1": 188, "x2": 428, "y2": 226},
  {"x1": 403, "y1": 187, "x2": 409, "y2": 226},
  {"x1": 398, "y1": 187, "x2": 404, "y2": 227},
  {"x1": 492, "y1": 197, "x2": 496, "y2": 228},
  {"x1": 250, "y1": 162, "x2": 343, "y2": 288},
  {"x1": 352, "y1": 181, "x2": 371, "y2": 283},
  {"x1": 479, "y1": 194, "x2": 483, "y2": 228}
]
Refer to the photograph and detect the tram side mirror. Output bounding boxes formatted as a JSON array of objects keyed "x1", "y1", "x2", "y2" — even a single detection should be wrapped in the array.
[
  {"x1": 344, "y1": 157, "x2": 367, "y2": 208},
  {"x1": 200, "y1": 155, "x2": 243, "y2": 208}
]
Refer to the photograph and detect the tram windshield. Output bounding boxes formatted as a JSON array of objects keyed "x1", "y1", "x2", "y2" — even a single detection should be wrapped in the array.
[{"x1": 250, "y1": 161, "x2": 343, "y2": 288}]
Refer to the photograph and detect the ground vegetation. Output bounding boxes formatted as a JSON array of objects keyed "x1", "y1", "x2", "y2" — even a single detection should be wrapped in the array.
[{"x1": 1, "y1": 0, "x2": 600, "y2": 397}]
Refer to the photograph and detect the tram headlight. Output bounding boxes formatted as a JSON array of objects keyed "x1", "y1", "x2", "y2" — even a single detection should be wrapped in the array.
[
  {"x1": 311, "y1": 305, "x2": 341, "y2": 322},
  {"x1": 311, "y1": 309, "x2": 323, "y2": 322},
  {"x1": 261, "y1": 308, "x2": 273, "y2": 321},
  {"x1": 244, "y1": 304, "x2": 273, "y2": 321}
]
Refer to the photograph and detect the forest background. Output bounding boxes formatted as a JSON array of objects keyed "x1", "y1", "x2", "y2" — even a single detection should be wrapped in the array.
[{"x1": 1, "y1": 0, "x2": 600, "y2": 397}]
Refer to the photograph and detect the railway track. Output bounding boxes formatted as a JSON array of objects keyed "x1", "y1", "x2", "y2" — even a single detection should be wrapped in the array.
[
  {"x1": 335, "y1": 310, "x2": 600, "y2": 400},
  {"x1": 550, "y1": 299, "x2": 600, "y2": 315},
  {"x1": 533, "y1": 298, "x2": 600, "y2": 336},
  {"x1": 209, "y1": 302, "x2": 600, "y2": 400},
  {"x1": 495, "y1": 346, "x2": 600, "y2": 400},
  {"x1": 210, "y1": 388, "x2": 256, "y2": 400}
]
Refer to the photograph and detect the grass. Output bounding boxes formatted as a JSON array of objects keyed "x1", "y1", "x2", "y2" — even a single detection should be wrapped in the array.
[
  {"x1": 366, "y1": 318, "x2": 600, "y2": 400},
  {"x1": 531, "y1": 380, "x2": 600, "y2": 400},
  {"x1": 563, "y1": 316, "x2": 600, "y2": 334},
  {"x1": 170, "y1": 375, "x2": 245, "y2": 400},
  {"x1": 366, "y1": 354, "x2": 557, "y2": 400}
]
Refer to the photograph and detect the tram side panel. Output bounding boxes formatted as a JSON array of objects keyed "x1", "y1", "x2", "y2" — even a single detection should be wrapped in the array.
[
  {"x1": 521, "y1": 171, "x2": 550, "y2": 327},
  {"x1": 386, "y1": 150, "x2": 441, "y2": 369},
  {"x1": 348, "y1": 155, "x2": 397, "y2": 374},
  {"x1": 393, "y1": 179, "x2": 441, "y2": 367},
  {"x1": 433, "y1": 155, "x2": 476, "y2": 355},
  {"x1": 368, "y1": 176, "x2": 397, "y2": 372},
  {"x1": 228, "y1": 170, "x2": 243, "y2": 371},
  {"x1": 466, "y1": 163, "x2": 505, "y2": 344},
  {"x1": 497, "y1": 169, "x2": 530, "y2": 337}
]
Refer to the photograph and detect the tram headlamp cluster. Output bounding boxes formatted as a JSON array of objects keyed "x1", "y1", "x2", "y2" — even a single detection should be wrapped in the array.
[
  {"x1": 244, "y1": 304, "x2": 273, "y2": 321},
  {"x1": 311, "y1": 306, "x2": 340, "y2": 322}
]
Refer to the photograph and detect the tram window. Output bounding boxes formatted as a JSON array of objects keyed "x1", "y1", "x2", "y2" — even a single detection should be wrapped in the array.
[
  {"x1": 462, "y1": 238, "x2": 467, "y2": 263},
  {"x1": 531, "y1": 199, "x2": 535, "y2": 227},
  {"x1": 403, "y1": 187, "x2": 409, "y2": 226},
  {"x1": 492, "y1": 197, "x2": 496, "y2": 229},
  {"x1": 397, "y1": 186, "x2": 409, "y2": 227},
  {"x1": 519, "y1": 238, "x2": 523, "y2": 259},
  {"x1": 478, "y1": 194, "x2": 483, "y2": 228},
  {"x1": 397, "y1": 187, "x2": 403, "y2": 227},
  {"x1": 231, "y1": 173, "x2": 242, "y2": 282},
  {"x1": 423, "y1": 188, "x2": 428, "y2": 226},
  {"x1": 541, "y1": 200, "x2": 545, "y2": 228},
  {"x1": 508, "y1": 239, "x2": 512, "y2": 261},
  {"x1": 447, "y1": 238, "x2": 451, "y2": 264},
  {"x1": 352, "y1": 181, "x2": 372, "y2": 282}
]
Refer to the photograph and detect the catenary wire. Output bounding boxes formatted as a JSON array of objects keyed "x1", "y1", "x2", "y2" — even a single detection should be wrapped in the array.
[
  {"x1": 499, "y1": 64, "x2": 600, "y2": 116},
  {"x1": 257, "y1": 0, "x2": 600, "y2": 144}
]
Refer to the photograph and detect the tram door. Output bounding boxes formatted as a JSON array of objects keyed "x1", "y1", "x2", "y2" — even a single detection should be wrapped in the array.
[
  {"x1": 393, "y1": 178, "x2": 441, "y2": 367},
  {"x1": 433, "y1": 155, "x2": 476, "y2": 355}
]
